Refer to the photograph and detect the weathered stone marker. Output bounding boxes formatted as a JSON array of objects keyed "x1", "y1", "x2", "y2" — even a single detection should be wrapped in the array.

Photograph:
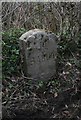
[{"x1": 19, "y1": 29, "x2": 57, "y2": 82}]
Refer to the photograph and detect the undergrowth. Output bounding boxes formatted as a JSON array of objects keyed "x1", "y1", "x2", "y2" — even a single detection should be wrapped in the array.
[{"x1": 2, "y1": 28, "x2": 26, "y2": 77}]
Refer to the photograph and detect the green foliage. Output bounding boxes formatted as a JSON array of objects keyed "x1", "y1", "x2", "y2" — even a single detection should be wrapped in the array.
[{"x1": 2, "y1": 28, "x2": 26, "y2": 76}]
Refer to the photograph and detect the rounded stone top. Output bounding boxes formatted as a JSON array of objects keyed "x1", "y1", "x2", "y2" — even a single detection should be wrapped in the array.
[{"x1": 19, "y1": 29, "x2": 58, "y2": 42}]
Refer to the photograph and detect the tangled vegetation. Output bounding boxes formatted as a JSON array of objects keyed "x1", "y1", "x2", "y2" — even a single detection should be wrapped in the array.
[{"x1": 2, "y1": 2, "x2": 81, "y2": 119}]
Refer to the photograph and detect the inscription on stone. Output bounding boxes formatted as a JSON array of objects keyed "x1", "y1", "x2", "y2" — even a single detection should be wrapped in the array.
[{"x1": 19, "y1": 29, "x2": 57, "y2": 82}]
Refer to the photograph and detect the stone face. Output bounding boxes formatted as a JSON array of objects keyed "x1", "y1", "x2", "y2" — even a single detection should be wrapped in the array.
[{"x1": 19, "y1": 29, "x2": 57, "y2": 82}]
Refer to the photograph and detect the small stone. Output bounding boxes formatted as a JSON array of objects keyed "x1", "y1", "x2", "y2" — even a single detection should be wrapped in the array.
[{"x1": 19, "y1": 29, "x2": 57, "y2": 83}]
